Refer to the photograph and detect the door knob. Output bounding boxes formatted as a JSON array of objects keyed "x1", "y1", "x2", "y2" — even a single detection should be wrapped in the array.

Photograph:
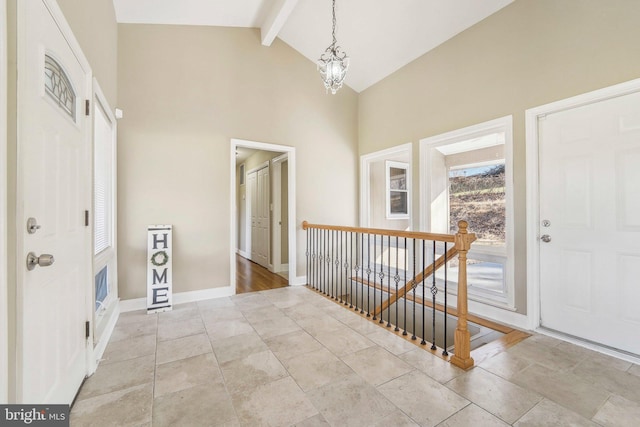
[
  {"x1": 540, "y1": 235, "x2": 552, "y2": 243},
  {"x1": 26, "y1": 252, "x2": 55, "y2": 271}
]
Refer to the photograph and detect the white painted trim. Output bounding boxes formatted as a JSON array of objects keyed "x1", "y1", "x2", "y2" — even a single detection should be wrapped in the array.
[
  {"x1": 230, "y1": 139, "x2": 297, "y2": 292},
  {"x1": 120, "y1": 286, "x2": 235, "y2": 313},
  {"x1": 270, "y1": 152, "x2": 290, "y2": 275},
  {"x1": 246, "y1": 160, "x2": 270, "y2": 175},
  {"x1": 419, "y1": 116, "x2": 515, "y2": 311},
  {"x1": 468, "y1": 300, "x2": 530, "y2": 331},
  {"x1": 289, "y1": 276, "x2": 307, "y2": 286},
  {"x1": 236, "y1": 249, "x2": 250, "y2": 259},
  {"x1": 90, "y1": 302, "x2": 119, "y2": 373},
  {"x1": 525, "y1": 77, "x2": 640, "y2": 331},
  {"x1": 359, "y1": 142, "x2": 413, "y2": 228},
  {"x1": 0, "y1": 0, "x2": 8, "y2": 404}
]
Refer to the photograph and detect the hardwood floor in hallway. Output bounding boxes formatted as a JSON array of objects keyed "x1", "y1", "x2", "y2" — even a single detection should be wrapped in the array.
[{"x1": 236, "y1": 254, "x2": 288, "y2": 294}]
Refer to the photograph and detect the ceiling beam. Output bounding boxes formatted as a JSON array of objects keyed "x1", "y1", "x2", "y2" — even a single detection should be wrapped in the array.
[{"x1": 260, "y1": 0, "x2": 299, "y2": 46}]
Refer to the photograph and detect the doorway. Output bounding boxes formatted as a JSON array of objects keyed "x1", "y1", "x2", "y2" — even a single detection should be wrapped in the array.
[
  {"x1": 527, "y1": 79, "x2": 640, "y2": 357},
  {"x1": 230, "y1": 139, "x2": 297, "y2": 293}
]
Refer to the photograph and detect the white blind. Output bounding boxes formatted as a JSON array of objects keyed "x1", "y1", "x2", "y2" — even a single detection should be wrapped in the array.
[{"x1": 94, "y1": 105, "x2": 112, "y2": 255}]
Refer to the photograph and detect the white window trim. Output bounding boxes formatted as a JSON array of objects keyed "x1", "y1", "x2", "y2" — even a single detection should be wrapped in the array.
[
  {"x1": 1, "y1": 0, "x2": 9, "y2": 403},
  {"x1": 385, "y1": 160, "x2": 410, "y2": 219},
  {"x1": 419, "y1": 116, "x2": 515, "y2": 310},
  {"x1": 91, "y1": 79, "x2": 118, "y2": 364},
  {"x1": 359, "y1": 142, "x2": 413, "y2": 228}
]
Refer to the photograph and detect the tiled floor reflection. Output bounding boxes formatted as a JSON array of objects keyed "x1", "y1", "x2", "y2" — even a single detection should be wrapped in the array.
[{"x1": 71, "y1": 286, "x2": 640, "y2": 426}]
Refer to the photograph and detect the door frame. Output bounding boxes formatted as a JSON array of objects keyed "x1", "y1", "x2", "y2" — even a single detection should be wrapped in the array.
[
  {"x1": 525, "y1": 78, "x2": 640, "y2": 336},
  {"x1": 271, "y1": 152, "x2": 289, "y2": 274},
  {"x1": 1, "y1": 0, "x2": 8, "y2": 403},
  {"x1": 230, "y1": 139, "x2": 298, "y2": 290},
  {"x1": 16, "y1": 0, "x2": 94, "y2": 400}
]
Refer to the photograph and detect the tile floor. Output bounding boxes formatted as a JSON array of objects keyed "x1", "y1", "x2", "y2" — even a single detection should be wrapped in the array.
[{"x1": 70, "y1": 286, "x2": 640, "y2": 426}]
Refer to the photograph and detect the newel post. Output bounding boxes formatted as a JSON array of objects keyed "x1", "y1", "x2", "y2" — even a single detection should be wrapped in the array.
[{"x1": 450, "y1": 220, "x2": 476, "y2": 370}]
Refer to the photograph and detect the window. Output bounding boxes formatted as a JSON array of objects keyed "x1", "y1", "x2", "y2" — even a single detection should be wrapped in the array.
[
  {"x1": 44, "y1": 54, "x2": 76, "y2": 121},
  {"x1": 94, "y1": 101, "x2": 113, "y2": 255},
  {"x1": 421, "y1": 116, "x2": 514, "y2": 308},
  {"x1": 386, "y1": 161, "x2": 409, "y2": 218}
]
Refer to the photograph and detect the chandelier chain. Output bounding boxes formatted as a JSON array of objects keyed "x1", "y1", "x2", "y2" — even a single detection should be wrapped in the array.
[{"x1": 331, "y1": 0, "x2": 337, "y2": 49}]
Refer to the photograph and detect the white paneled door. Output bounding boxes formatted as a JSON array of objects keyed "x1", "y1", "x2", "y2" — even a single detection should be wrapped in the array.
[
  {"x1": 18, "y1": 0, "x2": 91, "y2": 403},
  {"x1": 248, "y1": 166, "x2": 270, "y2": 268},
  {"x1": 539, "y1": 90, "x2": 640, "y2": 355}
]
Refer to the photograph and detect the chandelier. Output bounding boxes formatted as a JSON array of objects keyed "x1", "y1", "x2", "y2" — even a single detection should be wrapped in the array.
[{"x1": 317, "y1": 0, "x2": 349, "y2": 94}]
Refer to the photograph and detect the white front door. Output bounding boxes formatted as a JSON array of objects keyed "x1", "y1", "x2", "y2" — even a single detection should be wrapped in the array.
[
  {"x1": 538, "y1": 90, "x2": 640, "y2": 355},
  {"x1": 18, "y1": 0, "x2": 92, "y2": 403}
]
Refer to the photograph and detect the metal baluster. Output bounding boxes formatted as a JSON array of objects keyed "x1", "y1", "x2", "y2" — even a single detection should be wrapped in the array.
[
  {"x1": 361, "y1": 233, "x2": 365, "y2": 314},
  {"x1": 355, "y1": 233, "x2": 360, "y2": 312},
  {"x1": 394, "y1": 236, "x2": 400, "y2": 331},
  {"x1": 387, "y1": 235, "x2": 392, "y2": 328},
  {"x1": 372, "y1": 235, "x2": 377, "y2": 320},
  {"x1": 431, "y1": 240, "x2": 437, "y2": 351},
  {"x1": 421, "y1": 239, "x2": 427, "y2": 345},
  {"x1": 443, "y1": 242, "x2": 449, "y2": 356},
  {"x1": 350, "y1": 232, "x2": 354, "y2": 308},
  {"x1": 403, "y1": 237, "x2": 408, "y2": 336},
  {"x1": 378, "y1": 236, "x2": 385, "y2": 324},
  {"x1": 335, "y1": 230, "x2": 340, "y2": 300},
  {"x1": 331, "y1": 230, "x2": 336, "y2": 298},
  {"x1": 411, "y1": 239, "x2": 417, "y2": 340},
  {"x1": 339, "y1": 231, "x2": 343, "y2": 304}
]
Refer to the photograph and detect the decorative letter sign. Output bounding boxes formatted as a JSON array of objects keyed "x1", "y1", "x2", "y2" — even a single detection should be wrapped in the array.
[{"x1": 147, "y1": 225, "x2": 172, "y2": 313}]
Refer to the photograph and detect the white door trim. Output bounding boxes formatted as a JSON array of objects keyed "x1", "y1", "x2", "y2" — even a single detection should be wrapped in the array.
[
  {"x1": 525, "y1": 77, "x2": 640, "y2": 331},
  {"x1": 359, "y1": 142, "x2": 413, "y2": 228},
  {"x1": 16, "y1": 0, "x2": 94, "y2": 402},
  {"x1": 271, "y1": 153, "x2": 289, "y2": 274},
  {"x1": 230, "y1": 139, "x2": 299, "y2": 290},
  {"x1": 1, "y1": 0, "x2": 9, "y2": 404}
]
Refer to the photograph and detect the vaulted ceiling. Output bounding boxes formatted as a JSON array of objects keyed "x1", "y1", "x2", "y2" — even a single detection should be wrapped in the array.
[{"x1": 112, "y1": 0, "x2": 514, "y2": 92}]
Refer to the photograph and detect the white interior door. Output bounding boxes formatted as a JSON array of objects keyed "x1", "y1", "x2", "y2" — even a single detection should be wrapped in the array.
[
  {"x1": 256, "y1": 166, "x2": 270, "y2": 268},
  {"x1": 539, "y1": 90, "x2": 640, "y2": 355},
  {"x1": 248, "y1": 171, "x2": 257, "y2": 262},
  {"x1": 18, "y1": 0, "x2": 91, "y2": 403}
]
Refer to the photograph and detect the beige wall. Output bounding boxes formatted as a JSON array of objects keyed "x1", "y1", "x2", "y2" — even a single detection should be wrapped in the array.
[
  {"x1": 117, "y1": 24, "x2": 359, "y2": 299},
  {"x1": 369, "y1": 154, "x2": 410, "y2": 230},
  {"x1": 358, "y1": 0, "x2": 640, "y2": 314},
  {"x1": 57, "y1": 0, "x2": 118, "y2": 107}
]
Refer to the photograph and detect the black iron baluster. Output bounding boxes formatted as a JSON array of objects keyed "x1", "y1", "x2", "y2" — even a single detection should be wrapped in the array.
[
  {"x1": 331, "y1": 230, "x2": 335, "y2": 299},
  {"x1": 394, "y1": 236, "x2": 400, "y2": 331},
  {"x1": 354, "y1": 232, "x2": 360, "y2": 312},
  {"x1": 378, "y1": 236, "x2": 385, "y2": 324},
  {"x1": 443, "y1": 242, "x2": 449, "y2": 357},
  {"x1": 431, "y1": 240, "x2": 437, "y2": 351},
  {"x1": 361, "y1": 233, "x2": 365, "y2": 314},
  {"x1": 349, "y1": 232, "x2": 354, "y2": 308},
  {"x1": 335, "y1": 230, "x2": 340, "y2": 300},
  {"x1": 411, "y1": 239, "x2": 417, "y2": 340},
  {"x1": 338, "y1": 231, "x2": 343, "y2": 304},
  {"x1": 372, "y1": 235, "x2": 377, "y2": 320},
  {"x1": 421, "y1": 239, "x2": 427, "y2": 345},
  {"x1": 387, "y1": 235, "x2": 392, "y2": 328},
  {"x1": 403, "y1": 237, "x2": 408, "y2": 336}
]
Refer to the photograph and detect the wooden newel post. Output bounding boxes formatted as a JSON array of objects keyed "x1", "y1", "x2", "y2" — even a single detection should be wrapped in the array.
[{"x1": 450, "y1": 220, "x2": 476, "y2": 370}]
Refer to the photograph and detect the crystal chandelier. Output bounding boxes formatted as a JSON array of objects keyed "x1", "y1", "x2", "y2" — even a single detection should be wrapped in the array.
[{"x1": 317, "y1": 0, "x2": 349, "y2": 94}]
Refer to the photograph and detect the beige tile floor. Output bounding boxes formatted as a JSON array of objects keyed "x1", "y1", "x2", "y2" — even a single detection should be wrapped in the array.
[{"x1": 70, "y1": 286, "x2": 640, "y2": 426}]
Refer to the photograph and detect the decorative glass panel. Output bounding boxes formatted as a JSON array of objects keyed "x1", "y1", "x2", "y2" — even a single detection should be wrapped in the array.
[
  {"x1": 95, "y1": 266, "x2": 108, "y2": 312},
  {"x1": 44, "y1": 54, "x2": 76, "y2": 120}
]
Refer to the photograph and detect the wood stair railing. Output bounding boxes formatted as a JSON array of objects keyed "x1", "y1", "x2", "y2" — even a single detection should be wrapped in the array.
[{"x1": 302, "y1": 220, "x2": 477, "y2": 370}]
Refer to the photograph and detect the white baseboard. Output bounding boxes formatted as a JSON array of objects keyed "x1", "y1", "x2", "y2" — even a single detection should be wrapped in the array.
[
  {"x1": 91, "y1": 302, "x2": 120, "y2": 372},
  {"x1": 468, "y1": 300, "x2": 530, "y2": 330},
  {"x1": 120, "y1": 286, "x2": 235, "y2": 313},
  {"x1": 237, "y1": 250, "x2": 250, "y2": 259},
  {"x1": 289, "y1": 276, "x2": 307, "y2": 286}
]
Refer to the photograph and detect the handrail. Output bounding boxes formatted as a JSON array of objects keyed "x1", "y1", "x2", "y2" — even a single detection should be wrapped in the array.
[
  {"x1": 302, "y1": 219, "x2": 476, "y2": 369},
  {"x1": 302, "y1": 221, "x2": 456, "y2": 243}
]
